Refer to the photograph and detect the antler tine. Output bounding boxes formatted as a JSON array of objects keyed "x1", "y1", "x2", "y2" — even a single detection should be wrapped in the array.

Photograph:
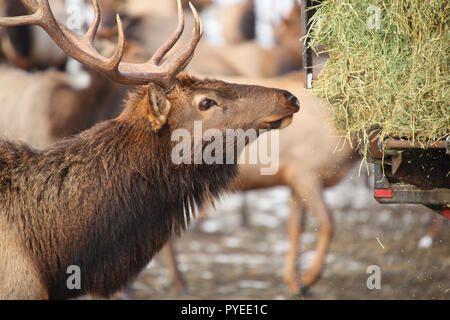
[
  {"x1": 38, "y1": 0, "x2": 125, "y2": 70},
  {"x1": 85, "y1": 0, "x2": 102, "y2": 44},
  {"x1": 0, "y1": 13, "x2": 41, "y2": 27},
  {"x1": 163, "y1": 2, "x2": 203, "y2": 77},
  {"x1": 150, "y1": 0, "x2": 185, "y2": 66},
  {"x1": 0, "y1": 0, "x2": 42, "y2": 27},
  {"x1": 106, "y1": 14, "x2": 126, "y2": 70},
  {"x1": 0, "y1": 0, "x2": 203, "y2": 89}
]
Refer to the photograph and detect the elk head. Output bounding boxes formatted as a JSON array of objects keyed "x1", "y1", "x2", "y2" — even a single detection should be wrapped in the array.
[
  {"x1": 0, "y1": 0, "x2": 299, "y2": 160},
  {"x1": 273, "y1": 2, "x2": 303, "y2": 71}
]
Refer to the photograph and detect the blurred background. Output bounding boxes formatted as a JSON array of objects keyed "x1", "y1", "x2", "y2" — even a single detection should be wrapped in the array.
[{"x1": 0, "y1": 0, "x2": 448, "y2": 299}]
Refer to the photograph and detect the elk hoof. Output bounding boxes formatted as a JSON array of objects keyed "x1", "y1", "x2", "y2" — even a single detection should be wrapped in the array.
[
  {"x1": 293, "y1": 282, "x2": 310, "y2": 298},
  {"x1": 176, "y1": 288, "x2": 192, "y2": 295}
]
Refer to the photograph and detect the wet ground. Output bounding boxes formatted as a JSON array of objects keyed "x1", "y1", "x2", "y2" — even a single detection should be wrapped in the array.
[{"x1": 124, "y1": 165, "x2": 449, "y2": 300}]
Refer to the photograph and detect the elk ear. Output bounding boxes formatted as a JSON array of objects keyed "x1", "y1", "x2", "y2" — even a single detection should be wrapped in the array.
[{"x1": 146, "y1": 85, "x2": 171, "y2": 131}]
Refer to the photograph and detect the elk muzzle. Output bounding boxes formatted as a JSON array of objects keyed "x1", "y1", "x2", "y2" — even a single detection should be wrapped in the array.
[{"x1": 261, "y1": 90, "x2": 300, "y2": 130}]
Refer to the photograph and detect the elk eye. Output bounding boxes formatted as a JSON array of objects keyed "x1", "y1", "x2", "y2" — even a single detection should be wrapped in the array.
[{"x1": 199, "y1": 98, "x2": 217, "y2": 111}]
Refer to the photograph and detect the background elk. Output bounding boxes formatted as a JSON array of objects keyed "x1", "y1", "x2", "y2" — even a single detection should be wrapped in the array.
[
  {"x1": 0, "y1": 0, "x2": 127, "y2": 70},
  {"x1": 185, "y1": 1, "x2": 302, "y2": 77},
  {"x1": 0, "y1": 0, "x2": 67, "y2": 69},
  {"x1": 0, "y1": 0, "x2": 299, "y2": 299},
  {"x1": 0, "y1": 41, "x2": 149, "y2": 148},
  {"x1": 231, "y1": 73, "x2": 358, "y2": 295},
  {"x1": 0, "y1": 0, "x2": 149, "y2": 149},
  {"x1": 214, "y1": 0, "x2": 255, "y2": 45},
  {"x1": 125, "y1": 0, "x2": 212, "y2": 18},
  {"x1": 162, "y1": 71, "x2": 359, "y2": 295}
]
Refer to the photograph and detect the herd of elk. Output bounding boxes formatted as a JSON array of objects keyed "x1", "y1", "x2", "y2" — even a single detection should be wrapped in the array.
[{"x1": 0, "y1": 0, "x2": 299, "y2": 299}]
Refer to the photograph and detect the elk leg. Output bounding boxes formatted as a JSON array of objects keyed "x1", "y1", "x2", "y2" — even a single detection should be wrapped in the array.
[
  {"x1": 162, "y1": 239, "x2": 187, "y2": 292},
  {"x1": 241, "y1": 192, "x2": 250, "y2": 228},
  {"x1": 282, "y1": 194, "x2": 305, "y2": 294},
  {"x1": 291, "y1": 179, "x2": 334, "y2": 293},
  {"x1": 427, "y1": 214, "x2": 443, "y2": 239}
]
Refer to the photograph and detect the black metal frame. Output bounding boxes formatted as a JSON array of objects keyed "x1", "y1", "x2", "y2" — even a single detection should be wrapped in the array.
[
  {"x1": 302, "y1": 0, "x2": 321, "y2": 89},
  {"x1": 373, "y1": 151, "x2": 449, "y2": 217}
]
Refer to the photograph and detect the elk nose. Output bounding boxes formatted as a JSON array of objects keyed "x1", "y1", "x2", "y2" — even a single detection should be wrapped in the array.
[{"x1": 283, "y1": 91, "x2": 300, "y2": 108}]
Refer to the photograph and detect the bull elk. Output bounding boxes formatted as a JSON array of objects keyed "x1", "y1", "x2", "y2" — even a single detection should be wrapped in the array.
[{"x1": 0, "y1": 0, "x2": 299, "y2": 299}]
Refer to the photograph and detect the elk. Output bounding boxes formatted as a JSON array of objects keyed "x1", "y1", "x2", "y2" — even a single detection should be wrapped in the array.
[
  {"x1": 162, "y1": 71, "x2": 359, "y2": 296},
  {"x1": 0, "y1": 0, "x2": 66, "y2": 69},
  {"x1": 216, "y1": 0, "x2": 255, "y2": 44},
  {"x1": 125, "y1": 0, "x2": 212, "y2": 18},
  {"x1": 185, "y1": 1, "x2": 302, "y2": 77},
  {"x1": 0, "y1": 39, "x2": 148, "y2": 149},
  {"x1": 0, "y1": 0, "x2": 299, "y2": 299}
]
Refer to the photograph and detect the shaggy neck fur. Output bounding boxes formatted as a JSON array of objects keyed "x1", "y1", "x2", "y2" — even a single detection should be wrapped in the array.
[{"x1": 0, "y1": 89, "x2": 238, "y2": 299}]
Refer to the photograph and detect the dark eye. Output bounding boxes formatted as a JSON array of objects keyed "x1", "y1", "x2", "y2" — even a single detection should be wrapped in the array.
[{"x1": 199, "y1": 98, "x2": 217, "y2": 111}]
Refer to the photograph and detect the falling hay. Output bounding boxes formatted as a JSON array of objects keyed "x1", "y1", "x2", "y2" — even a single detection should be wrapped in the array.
[{"x1": 307, "y1": 0, "x2": 449, "y2": 156}]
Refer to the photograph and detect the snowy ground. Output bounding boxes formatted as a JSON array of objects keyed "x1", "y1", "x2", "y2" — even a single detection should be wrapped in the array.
[{"x1": 123, "y1": 164, "x2": 449, "y2": 300}]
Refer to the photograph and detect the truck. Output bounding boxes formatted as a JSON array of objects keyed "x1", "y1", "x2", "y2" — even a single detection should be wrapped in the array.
[{"x1": 302, "y1": 0, "x2": 450, "y2": 219}]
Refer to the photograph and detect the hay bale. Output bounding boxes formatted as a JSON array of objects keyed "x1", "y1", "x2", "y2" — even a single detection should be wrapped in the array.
[{"x1": 307, "y1": 0, "x2": 449, "y2": 155}]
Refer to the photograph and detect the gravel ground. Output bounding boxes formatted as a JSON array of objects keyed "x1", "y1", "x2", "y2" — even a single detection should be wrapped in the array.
[{"x1": 118, "y1": 164, "x2": 449, "y2": 300}]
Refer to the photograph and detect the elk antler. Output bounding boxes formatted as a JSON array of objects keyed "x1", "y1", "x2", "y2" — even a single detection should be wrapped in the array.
[{"x1": 0, "y1": 0, "x2": 202, "y2": 90}]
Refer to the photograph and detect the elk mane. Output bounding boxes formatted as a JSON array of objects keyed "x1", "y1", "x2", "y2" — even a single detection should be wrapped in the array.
[{"x1": 0, "y1": 90, "x2": 237, "y2": 298}]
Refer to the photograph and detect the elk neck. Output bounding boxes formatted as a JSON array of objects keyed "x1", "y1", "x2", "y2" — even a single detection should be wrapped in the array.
[{"x1": 0, "y1": 91, "x2": 238, "y2": 299}]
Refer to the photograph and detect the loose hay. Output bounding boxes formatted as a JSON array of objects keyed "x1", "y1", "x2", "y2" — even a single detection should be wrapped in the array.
[{"x1": 307, "y1": 0, "x2": 449, "y2": 155}]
